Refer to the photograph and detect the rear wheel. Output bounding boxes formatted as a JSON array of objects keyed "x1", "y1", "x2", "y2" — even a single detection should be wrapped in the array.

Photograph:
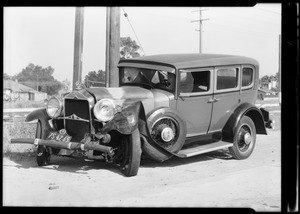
[
  {"x1": 229, "y1": 116, "x2": 256, "y2": 160},
  {"x1": 36, "y1": 121, "x2": 51, "y2": 166},
  {"x1": 115, "y1": 128, "x2": 141, "y2": 177}
]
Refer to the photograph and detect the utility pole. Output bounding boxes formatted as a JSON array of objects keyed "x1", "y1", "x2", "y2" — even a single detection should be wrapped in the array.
[
  {"x1": 278, "y1": 34, "x2": 281, "y2": 106},
  {"x1": 191, "y1": 8, "x2": 209, "y2": 53},
  {"x1": 72, "y1": 7, "x2": 84, "y2": 91},
  {"x1": 105, "y1": 7, "x2": 120, "y2": 87}
]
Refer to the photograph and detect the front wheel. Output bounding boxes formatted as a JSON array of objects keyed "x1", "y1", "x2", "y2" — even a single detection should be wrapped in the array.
[
  {"x1": 229, "y1": 116, "x2": 256, "y2": 160},
  {"x1": 36, "y1": 120, "x2": 51, "y2": 166},
  {"x1": 115, "y1": 128, "x2": 142, "y2": 177}
]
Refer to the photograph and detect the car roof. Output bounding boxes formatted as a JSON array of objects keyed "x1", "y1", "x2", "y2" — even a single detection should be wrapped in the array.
[{"x1": 118, "y1": 53, "x2": 259, "y2": 70}]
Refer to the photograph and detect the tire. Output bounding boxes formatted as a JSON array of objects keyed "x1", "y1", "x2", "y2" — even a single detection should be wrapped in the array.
[
  {"x1": 118, "y1": 128, "x2": 142, "y2": 177},
  {"x1": 143, "y1": 108, "x2": 187, "y2": 162},
  {"x1": 229, "y1": 116, "x2": 256, "y2": 160},
  {"x1": 36, "y1": 121, "x2": 51, "y2": 166}
]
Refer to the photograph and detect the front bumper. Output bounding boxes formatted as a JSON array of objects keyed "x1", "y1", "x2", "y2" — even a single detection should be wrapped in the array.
[{"x1": 10, "y1": 138, "x2": 114, "y2": 154}]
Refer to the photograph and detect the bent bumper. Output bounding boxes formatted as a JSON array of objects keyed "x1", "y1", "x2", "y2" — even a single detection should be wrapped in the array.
[{"x1": 10, "y1": 138, "x2": 114, "y2": 154}]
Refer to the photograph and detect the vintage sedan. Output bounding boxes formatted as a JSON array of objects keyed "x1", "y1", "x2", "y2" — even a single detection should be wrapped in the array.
[{"x1": 11, "y1": 54, "x2": 273, "y2": 176}]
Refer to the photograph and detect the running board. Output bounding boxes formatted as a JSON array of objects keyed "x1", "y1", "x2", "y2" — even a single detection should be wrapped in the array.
[{"x1": 177, "y1": 141, "x2": 233, "y2": 158}]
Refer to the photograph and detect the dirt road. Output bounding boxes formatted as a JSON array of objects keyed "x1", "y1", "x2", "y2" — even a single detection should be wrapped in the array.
[{"x1": 3, "y1": 130, "x2": 281, "y2": 210}]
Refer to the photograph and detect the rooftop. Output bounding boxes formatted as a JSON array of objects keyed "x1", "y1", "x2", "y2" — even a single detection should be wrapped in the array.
[
  {"x1": 4, "y1": 80, "x2": 36, "y2": 92},
  {"x1": 119, "y1": 53, "x2": 259, "y2": 69}
]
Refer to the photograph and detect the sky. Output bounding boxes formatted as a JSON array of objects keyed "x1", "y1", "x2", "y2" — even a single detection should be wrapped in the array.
[{"x1": 3, "y1": 4, "x2": 281, "y2": 83}]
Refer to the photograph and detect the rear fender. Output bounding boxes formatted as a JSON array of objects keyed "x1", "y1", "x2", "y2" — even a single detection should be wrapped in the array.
[
  {"x1": 25, "y1": 108, "x2": 53, "y2": 139},
  {"x1": 222, "y1": 103, "x2": 267, "y2": 143}
]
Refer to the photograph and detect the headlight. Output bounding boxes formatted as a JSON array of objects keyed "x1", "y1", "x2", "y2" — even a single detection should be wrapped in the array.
[
  {"x1": 93, "y1": 99, "x2": 116, "y2": 122},
  {"x1": 46, "y1": 96, "x2": 63, "y2": 118}
]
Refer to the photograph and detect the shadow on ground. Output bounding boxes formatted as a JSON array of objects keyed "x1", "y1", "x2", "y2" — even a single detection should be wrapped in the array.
[{"x1": 4, "y1": 148, "x2": 234, "y2": 176}]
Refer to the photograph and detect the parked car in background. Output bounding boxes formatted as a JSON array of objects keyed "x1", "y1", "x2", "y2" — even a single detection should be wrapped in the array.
[{"x1": 11, "y1": 54, "x2": 273, "y2": 176}]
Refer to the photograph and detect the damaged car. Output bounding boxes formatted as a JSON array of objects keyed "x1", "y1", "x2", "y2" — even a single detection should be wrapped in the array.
[{"x1": 11, "y1": 53, "x2": 273, "y2": 176}]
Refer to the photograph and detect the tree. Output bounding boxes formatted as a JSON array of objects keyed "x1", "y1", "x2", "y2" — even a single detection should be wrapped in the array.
[
  {"x1": 4, "y1": 73, "x2": 11, "y2": 80},
  {"x1": 259, "y1": 75, "x2": 270, "y2": 88},
  {"x1": 120, "y1": 37, "x2": 141, "y2": 59},
  {"x1": 84, "y1": 70, "x2": 106, "y2": 88},
  {"x1": 13, "y1": 63, "x2": 62, "y2": 95},
  {"x1": 274, "y1": 72, "x2": 279, "y2": 82}
]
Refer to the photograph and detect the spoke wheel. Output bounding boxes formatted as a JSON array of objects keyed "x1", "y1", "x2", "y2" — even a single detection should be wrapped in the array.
[
  {"x1": 151, "y1": 117, "x2": 179, "y2": 150},
  {"x1": 229, "y1": 116, "x2": 256, "y2": 160},
  {"x1": 143, "y1": 108, "x2": 187, "y2": 162}
]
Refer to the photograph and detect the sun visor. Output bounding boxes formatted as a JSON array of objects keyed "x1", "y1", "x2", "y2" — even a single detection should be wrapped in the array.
[{"x1": 118, "y1": 62, "x2": 175, "y2": 73}]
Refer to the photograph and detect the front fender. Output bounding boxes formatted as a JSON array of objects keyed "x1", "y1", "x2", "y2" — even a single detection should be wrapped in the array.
[
  {"x1": 99, "y1": 101, "x2": 184, "y2": 160},
  {"x1": 25, "y1": 108, "x2": 52, "y2": 139},
  {"x1": 25, "y1": 108, "x2": 50, "y2": 122},
  {"x1": 222, "y1": 103, "x2": 267, "y2": 142},
  {"x1": 100, "y1": 101, "x2": 145, "y2": 135}
]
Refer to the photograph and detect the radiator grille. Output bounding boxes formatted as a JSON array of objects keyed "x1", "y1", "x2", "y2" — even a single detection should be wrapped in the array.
[{"x1": 64, "y1": 99, "x2": 91, "y2": 142}]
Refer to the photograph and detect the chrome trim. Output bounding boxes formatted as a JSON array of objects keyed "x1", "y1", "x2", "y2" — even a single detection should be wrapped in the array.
[
  {"x1": 58, "y1": 114, "x2": 90, "y2": 123},
  {"x1": 46, "y1": 96, "x2": 64, "y2": 118}
]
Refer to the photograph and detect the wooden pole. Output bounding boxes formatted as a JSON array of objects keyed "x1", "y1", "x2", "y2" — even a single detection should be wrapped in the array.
[
  {"x1": 105, "y1": 7, "x2": 120, "y2": 87},
  {"x1": 278, "y1": 34, "x2": 281, "y2": 106},
  {"x1": 73, "y1": 7, "x2": 84, "y2": 90}
]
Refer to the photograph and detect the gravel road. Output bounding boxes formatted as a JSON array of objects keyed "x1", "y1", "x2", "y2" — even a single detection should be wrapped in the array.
[{"x1": 3, "y1": 130, "x2": 281, "y2": 210}]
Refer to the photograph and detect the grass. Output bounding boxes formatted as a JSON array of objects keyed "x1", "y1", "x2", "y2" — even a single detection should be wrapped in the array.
[{"x1": 3, "y1": 100, "x2": 46, "y2": 109}]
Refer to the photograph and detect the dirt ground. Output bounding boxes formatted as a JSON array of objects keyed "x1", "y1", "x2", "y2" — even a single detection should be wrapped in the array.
[{"x1": 2, "y1": 129, "x2": 281, "y2": 210}]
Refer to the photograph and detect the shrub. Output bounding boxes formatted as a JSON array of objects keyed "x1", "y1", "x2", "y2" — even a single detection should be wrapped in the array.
[{"x1": 3, "y1": 119, "x2": 36, "y2": 154}]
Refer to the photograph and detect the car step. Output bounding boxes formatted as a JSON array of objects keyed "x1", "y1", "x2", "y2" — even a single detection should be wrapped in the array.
[{"x1": 177, "y1": 141, "x2": 233, "y2": 158}]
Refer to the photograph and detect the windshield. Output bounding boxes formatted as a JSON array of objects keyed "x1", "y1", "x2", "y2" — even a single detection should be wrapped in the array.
[{"x1": 119, "y1": 67, "x2": 176, "y2": 93}]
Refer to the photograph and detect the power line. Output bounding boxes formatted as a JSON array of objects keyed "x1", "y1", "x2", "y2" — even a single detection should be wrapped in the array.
[{"x1": 122, "y1": 8, "x2": 146, "y2": 56}]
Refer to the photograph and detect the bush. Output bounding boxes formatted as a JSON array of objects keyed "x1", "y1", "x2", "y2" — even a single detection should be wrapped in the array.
[
  {"x1": 3, "y1": 119, "x2": 36, "y2": 154},
  {"x1": 3, "y1": 100, "x2": 45, "y2": 109}
]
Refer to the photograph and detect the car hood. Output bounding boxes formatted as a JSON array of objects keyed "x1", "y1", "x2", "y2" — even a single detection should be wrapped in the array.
[{"x1": 86, "y1": 86, "x2": 172, "y2": 114}]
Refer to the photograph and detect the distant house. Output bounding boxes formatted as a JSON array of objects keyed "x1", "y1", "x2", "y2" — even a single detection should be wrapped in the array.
[{"x1": 3, "y1": 80, "x2": 47, "y2": 102}]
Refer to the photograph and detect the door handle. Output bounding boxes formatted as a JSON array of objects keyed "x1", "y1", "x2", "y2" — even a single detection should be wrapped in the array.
[
  {"x1": 207, "y1": 97, "x2": 219, "y2": 103},
  {"x1": 207, "y1": 98, "x2": 215, "y2": 103}
]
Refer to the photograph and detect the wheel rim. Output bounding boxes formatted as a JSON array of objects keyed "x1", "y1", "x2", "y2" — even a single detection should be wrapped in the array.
[
  {"x1": 150, "y1": 117, "x2": 179, "y2": 150},
  {"x1": 237, "y1": 125, "x2": 252, "y2": 152}
]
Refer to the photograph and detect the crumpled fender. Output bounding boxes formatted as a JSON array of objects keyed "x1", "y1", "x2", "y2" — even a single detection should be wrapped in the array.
[
  {"x1": 100, "y1": 101, "x2": 143, "y2": 135},
  {"x1": 100, "y1": 101, "x2": 184, "y2": 160}
]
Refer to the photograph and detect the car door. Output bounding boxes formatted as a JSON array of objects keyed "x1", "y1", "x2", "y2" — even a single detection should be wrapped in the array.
[
  {"x1": 176, "y1": 68, "x2": 214, "y2": 137},
  {"x1": 208, "y1": 65, "x2": 241, "y2": 133}
]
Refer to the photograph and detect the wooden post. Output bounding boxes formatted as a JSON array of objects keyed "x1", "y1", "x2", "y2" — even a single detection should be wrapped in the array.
[
  {"x1": 73, "y1": 7, "x2": 84, "y2": 90},
  {"x1": 105, "y1": 7, "x2": 120, "y2": 87},
  {"x1": 278, "y1": 34, "x2": 281, "y2": 106}
]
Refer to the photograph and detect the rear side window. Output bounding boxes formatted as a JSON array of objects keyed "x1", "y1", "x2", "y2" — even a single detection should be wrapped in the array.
[
  {"x1": 216, "y1": 68, "x2": 239, "y2": 90},
  {"x1": 242, "y1": 67, "x2": 254, "y2": 87},
  {"x1": 180, "y1": 70, "x2": 210, "y2": 93}
]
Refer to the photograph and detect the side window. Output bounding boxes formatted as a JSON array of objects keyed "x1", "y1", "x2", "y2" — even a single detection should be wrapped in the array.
[
  {"x1": 180, "y1": 70, "x2": 210, "y2": 94},
  {"x1": 216, "y1": 67, "x2": 239, "y2": 90},
  {"x1": 242, "y1": 67, "x2": 254, "y2": 88}
]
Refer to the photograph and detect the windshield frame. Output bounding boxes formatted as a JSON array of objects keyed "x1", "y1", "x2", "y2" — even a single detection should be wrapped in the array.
[{"x1": 118, "y1": 64, "x2": 177, "y2": 94}]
